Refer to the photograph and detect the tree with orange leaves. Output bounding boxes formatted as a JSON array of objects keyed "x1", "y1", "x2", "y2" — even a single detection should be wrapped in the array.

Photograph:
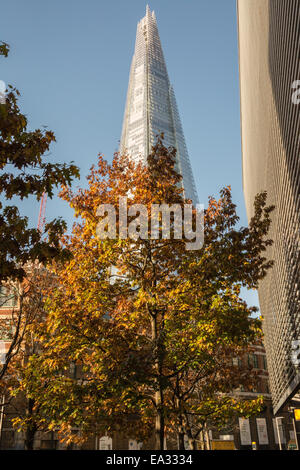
[{"x1": 12, "y1": 137, "x2": 274, "y2": 450}]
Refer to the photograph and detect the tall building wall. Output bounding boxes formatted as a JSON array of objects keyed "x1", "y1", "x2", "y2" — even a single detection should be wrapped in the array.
[
  {"x1": 120, "y1": 6, "x2": 198, "y2": 204},
  {"x1": 237, "y1": 0, "x2": 300, "y2": 413}
]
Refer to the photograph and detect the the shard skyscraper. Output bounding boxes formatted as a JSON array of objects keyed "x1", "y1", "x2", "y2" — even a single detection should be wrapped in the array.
[{"x1": 120, "y1": 6, "x2": 198, "y2": 204}]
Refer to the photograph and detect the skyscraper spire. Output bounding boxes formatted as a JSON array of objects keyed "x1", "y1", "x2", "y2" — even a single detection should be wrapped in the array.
[{"x1": 120, "y1": 8, "x2": 198, "y2": 203}]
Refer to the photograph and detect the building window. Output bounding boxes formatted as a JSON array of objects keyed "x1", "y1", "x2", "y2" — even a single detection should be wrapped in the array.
[
  {"x1": 262, "y1": 355, "x2": 267, "y2": 370},
  {"x1": 265, "y1": 381, "x2": 270, "y2": 394},
  {"x1": 232, "y1": 357, "x2": 242, "y2": 368},
  {"x1": 248, "y1": 354, "x2": 258, "y2": 369},
  {"x1": 0, "y1": 286, "x2": 18, "y2": 308}
]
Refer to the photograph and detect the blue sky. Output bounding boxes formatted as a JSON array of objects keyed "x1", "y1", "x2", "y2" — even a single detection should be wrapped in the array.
[{"x1": 1, "y1": 0, "x2": 259, "y2": 309}]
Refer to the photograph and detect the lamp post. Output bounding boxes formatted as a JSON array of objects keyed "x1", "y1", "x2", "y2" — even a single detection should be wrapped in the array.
[{"x1": 275, "y1": 416, "x2": 285, "y2": 450}]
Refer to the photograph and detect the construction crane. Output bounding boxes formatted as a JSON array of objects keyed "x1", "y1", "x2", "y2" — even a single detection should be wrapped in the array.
[{"x1": 37, "y1": 192, "x2": 47, "y2": 232}]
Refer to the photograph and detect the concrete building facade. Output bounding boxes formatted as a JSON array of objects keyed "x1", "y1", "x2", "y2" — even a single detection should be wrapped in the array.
[{"x1": 237, "y1": 0, "x2": 300, "y2": 414}]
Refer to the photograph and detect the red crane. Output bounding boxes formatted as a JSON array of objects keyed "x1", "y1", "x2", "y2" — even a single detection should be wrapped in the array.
[{"x1": 37, "y1": 192, "x2": 47, "y2": 232}]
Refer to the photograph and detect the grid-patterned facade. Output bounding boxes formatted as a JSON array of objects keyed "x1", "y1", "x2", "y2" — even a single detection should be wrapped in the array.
[
  {"x1": 237, "y1": 0, "x2": 300, "y2": 414},
  {"x1": 120, "y1": 6, "x2": 198, "y2": 203}
]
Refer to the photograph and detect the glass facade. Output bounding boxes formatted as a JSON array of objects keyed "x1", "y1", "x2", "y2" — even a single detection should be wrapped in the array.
[{"x1": 120, "y1": 6, "x2": 198, "y2": 204}]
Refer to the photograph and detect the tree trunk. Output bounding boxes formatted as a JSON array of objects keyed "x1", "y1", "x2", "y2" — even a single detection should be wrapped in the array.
[
  {"x1": 185, "y1": 425, "x2": 196, "y2": 449},
  {"x1": 205, "y1": 427, "x2": 211, "y2": 450},
  {"x1": 199, "y1": 429, "x2": 205, "y2": 450},
  {"x1": 188, "y1": 437, "x2": 197, "y2": 450},
  {"x1": 176, "y1": 399, "x2": 185, "y2": 450},
  {"x1": 24, "y1": 398, "x2": 37, "y2": 450},
  {"x1": 183, "y1": 412, "x2": 197, "y2": 450},
  {"x1": 151, "y1": 315, "x2": 165, "y2": 450},
  {"x1": 155, "y1": 390, "x2": 165, "y2": 450},
  {"x1": 177, "y1": 430, "x2": 185, "y2": 450},
  {"x1": 24, "y1": 426, "x2": 36, "y2": 450}
]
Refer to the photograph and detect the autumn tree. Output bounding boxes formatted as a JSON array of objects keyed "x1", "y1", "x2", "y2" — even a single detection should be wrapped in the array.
[
  {"x1": 159, "y1": 188, "x2": 273, "y2": 449},
  {"x1": 0, "y1": 266, "x2": 61, "y2": 450},
  {"x1": 0, "y1": 43, "x2": 79, "y2": 283},
  {"x1": 13, "y1": 137, "x2": 274, "y2": 450},
  {"x1": 0, "y1": 43, "x2": 79, "y2": 389}
]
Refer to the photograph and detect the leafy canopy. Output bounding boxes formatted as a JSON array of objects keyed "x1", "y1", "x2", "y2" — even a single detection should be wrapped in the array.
[{"x1": 0, "y1": 43, "x2": 79, "y2": 282}]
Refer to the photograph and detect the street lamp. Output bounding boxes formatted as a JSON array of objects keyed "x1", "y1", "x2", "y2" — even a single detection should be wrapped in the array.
[{"x1": 275, "y1": 416, "x2": 285, "y2": 450}]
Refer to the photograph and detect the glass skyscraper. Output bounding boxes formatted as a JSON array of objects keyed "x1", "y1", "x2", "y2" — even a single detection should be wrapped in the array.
[{"x1": 120, "y1": 5, "x2": 198, "y2": 204}]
